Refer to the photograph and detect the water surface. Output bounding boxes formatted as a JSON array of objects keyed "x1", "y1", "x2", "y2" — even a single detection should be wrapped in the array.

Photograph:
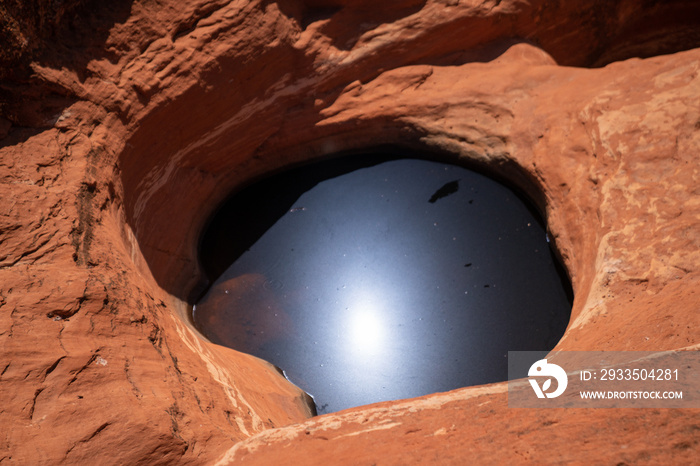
[{"x1": 195, "y1": 156, "x2": 572, "y2": 414}]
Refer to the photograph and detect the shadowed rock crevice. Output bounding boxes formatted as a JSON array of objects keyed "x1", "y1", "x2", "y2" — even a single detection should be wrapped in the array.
[{"x1": 0, "y1": 0, "x2": 134, "y2": 134}]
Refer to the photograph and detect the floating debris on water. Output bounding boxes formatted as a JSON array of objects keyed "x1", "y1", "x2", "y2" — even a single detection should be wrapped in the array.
[{"x1": 429, "y1": 179, "x2": 460, "y2": 203}]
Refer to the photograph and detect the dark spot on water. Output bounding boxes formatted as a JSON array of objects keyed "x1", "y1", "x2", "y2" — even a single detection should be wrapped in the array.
[
  {"x1": 195, "y1": 155, "x2": 573, "y2": 414},
  {"x1": 428, "y1": 179, "x2": 460, "y2": 203}
]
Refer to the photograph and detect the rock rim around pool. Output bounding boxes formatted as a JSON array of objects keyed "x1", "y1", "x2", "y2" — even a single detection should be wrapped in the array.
[{"x1": 0, "y1": 0, "x2": 699, "y2": 463}]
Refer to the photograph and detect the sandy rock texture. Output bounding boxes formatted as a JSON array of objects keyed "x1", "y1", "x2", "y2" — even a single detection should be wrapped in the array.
[{"x1": 1, "y1": 0, "x2": 699, "y2": 463}]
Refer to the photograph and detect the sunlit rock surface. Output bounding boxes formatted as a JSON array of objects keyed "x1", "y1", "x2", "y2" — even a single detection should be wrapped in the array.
[{"x1": 0, "y1": 0, "x2": 699, "y2": 463}]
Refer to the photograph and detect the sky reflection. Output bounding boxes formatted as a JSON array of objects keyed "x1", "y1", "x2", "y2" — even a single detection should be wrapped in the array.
[{"x1": 195, "y1": 156, "x2": 572, "y2": 414}]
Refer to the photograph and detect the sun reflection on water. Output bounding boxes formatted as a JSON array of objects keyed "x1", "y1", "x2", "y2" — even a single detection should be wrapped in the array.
[{"x1": 347, "y1": 294, "x2": 386, "y2": 356}]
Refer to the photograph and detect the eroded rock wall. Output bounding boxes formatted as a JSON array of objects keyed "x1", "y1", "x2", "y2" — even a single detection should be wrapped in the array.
[{"x1": 1, "y1": 0, "x2": 699, "y2": 464}]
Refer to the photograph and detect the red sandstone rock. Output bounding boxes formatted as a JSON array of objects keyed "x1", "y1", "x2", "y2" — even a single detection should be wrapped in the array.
[{"x1": 1, "y1": 0, "x2": 699, "y2": 464}]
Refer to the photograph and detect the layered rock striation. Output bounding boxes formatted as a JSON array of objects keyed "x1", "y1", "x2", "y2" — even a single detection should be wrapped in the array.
[{"x1": 1, "y1": 0, "x2": 699, "y2": 463}]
